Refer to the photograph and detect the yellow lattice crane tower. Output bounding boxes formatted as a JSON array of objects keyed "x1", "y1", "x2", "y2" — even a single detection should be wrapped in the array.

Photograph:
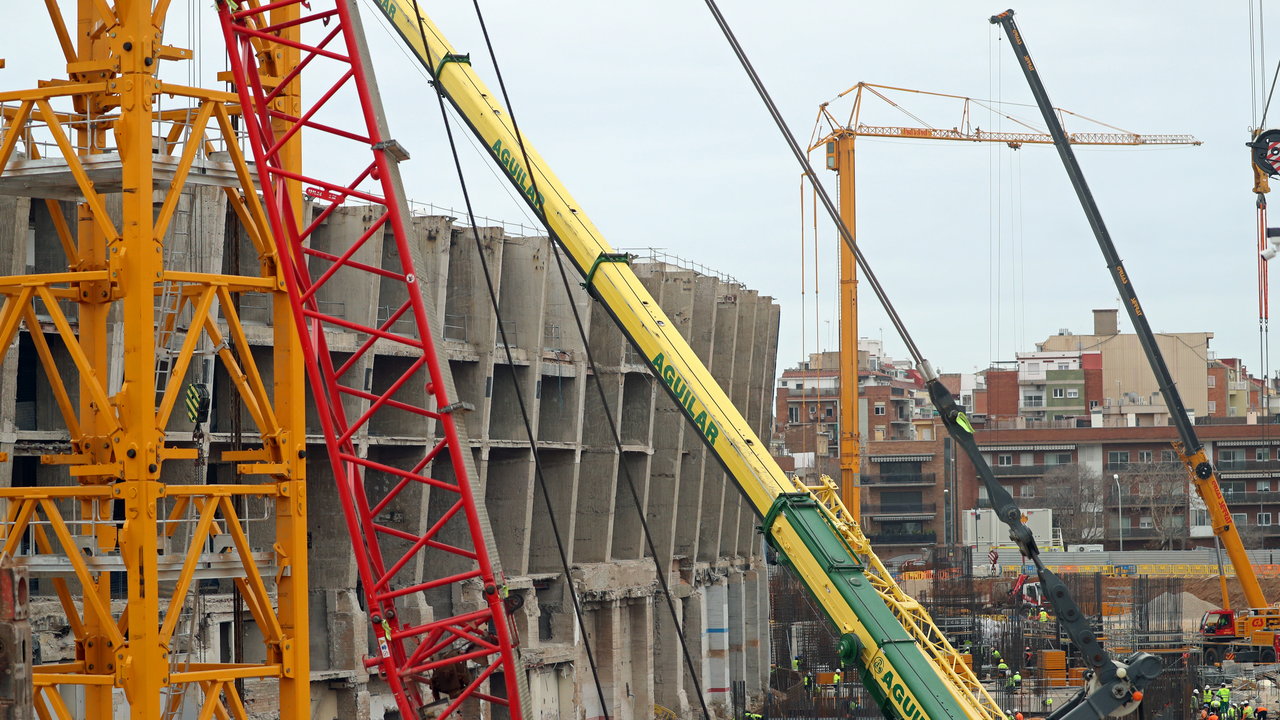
[
  {"x1": 0, "y1": 3, "x2": 308, "y2": 717},
  {"x1": 810, "y1": 82, "x2": 1200, "y2": 523}
]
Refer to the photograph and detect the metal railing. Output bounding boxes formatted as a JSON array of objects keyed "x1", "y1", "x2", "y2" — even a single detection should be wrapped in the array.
[
  {"x1": 861, "y1": 472, "x2": 937, "y2": 486},
  {"x1": 616, "y1": 246, "x2": 743, "y2": 286},
  {"x1": 865, "y1": 531, "x2": 937, "y2": 545},
  {"x1": 443, "y1": 313, "x2": 468, "y2": 342},
  {"x1": 861, "y1": 503, "x2": 937, "y2": 516}
]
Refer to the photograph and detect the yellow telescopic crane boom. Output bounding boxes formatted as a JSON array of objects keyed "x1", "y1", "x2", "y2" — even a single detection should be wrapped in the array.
[{"x1": 810, "y1": 83, "x2": 1200, "y2": 522}]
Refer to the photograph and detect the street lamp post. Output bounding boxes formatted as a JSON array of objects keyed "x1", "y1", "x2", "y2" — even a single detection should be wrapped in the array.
[{"x1": 1113, "y1": 473, "x2": 1124, "y2": 552}]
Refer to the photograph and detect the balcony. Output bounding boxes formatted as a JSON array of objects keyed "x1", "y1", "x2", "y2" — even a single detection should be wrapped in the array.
[
  {"x1": 1106, "y1": 488, "x2": 1190, "y2": 506},
  {"x1": 861, "y1": 472, "x2": 937, "y2": 487},
  {"x1": 1021, "y1": 399, "x2": 1045, "y2": 408},
  {"x1": 1217, "y1": 458, "x2": 1280, "y2": 473},
  {"x1": 865, "y1": 531, "x2": 937, "y2": 545},
  {"x1": 862, "y1": 503, "x2": 937, "y2": 517},
  {"x1": 1220, "y1": 490, "x2": 1280, "y2": 504},
  {"x1": 992, "y1": 463, "x2": 1060, "y2": 477},
  {"x1": 1104, "y1": 461, "x2": 1183, "y2": 472}
]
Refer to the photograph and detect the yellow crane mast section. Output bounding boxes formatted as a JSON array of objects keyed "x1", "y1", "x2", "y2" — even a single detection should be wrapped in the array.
[{"x1": 369, "y1": 3, "x2": 1002, "y2": 718}]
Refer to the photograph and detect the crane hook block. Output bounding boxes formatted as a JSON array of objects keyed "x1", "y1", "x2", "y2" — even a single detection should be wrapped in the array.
[{"x1": 1249, "y1": 129, "x2": 1280, "y2": 177}]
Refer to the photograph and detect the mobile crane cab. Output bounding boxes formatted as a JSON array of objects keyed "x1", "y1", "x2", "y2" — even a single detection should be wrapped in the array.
[{"x1": 1198, "y1": 608, "x2": 1280, "y2": 664}]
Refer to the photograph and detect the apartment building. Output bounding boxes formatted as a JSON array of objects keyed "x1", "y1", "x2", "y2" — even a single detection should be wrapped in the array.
[{"x1": 959, "y1": 422, "x2": 1280, "y2": 550}]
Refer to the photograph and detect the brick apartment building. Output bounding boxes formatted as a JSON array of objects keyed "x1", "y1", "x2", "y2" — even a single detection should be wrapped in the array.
[{"x1": 960, "y1": 421, "x2": 1280, "y2": 550}]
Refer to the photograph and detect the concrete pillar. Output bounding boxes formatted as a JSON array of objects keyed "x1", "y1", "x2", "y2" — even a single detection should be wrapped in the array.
[
  {"x1": 704, "y1": 581, "x2": 730, "y2": 713},
  {"x1": 653, "y1": 591, "x2": 686, "y2": 715},
  {"x1": 683, "y1": 587, "x2": 709, "y2": 715},
  {"x1": 743, "y1": 567, "x2": 768, "y2": 695},
  {"x1": 727, "y1": 569, "x2": 747, "y2": 689}
]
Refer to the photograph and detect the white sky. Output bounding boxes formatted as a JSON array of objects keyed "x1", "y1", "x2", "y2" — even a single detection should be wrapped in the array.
[{"x1": 3, "y1": 1, "x2": 1272, "y2": 380}]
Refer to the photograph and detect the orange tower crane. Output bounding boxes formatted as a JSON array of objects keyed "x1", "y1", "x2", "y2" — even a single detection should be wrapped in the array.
[
  {"x1": 0, "y1": 3, "x2": 311, "y2": 717},
  {"x1": 809, "y1": 82, "x2": 1200, "y2": 523}
]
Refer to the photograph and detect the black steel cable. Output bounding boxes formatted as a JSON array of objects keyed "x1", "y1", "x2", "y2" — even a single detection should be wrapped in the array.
[
  {"x1": 464, "y1": 3, "x2": 714, "y2": 718},
  {"x1": 701, "y1": 0, "x2": 927, "y2": 369},
  {"x1": 405, "y1": 3, "x2": 612, "y2": 717}
]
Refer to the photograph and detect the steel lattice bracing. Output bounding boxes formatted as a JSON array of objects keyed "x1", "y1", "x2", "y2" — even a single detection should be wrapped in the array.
[
  {"x1": 0, "y1": 2, "x2": 310, "y2": 718},
  {"x1": 217, "y1": 2, "x2": 524, "y2": 718}
]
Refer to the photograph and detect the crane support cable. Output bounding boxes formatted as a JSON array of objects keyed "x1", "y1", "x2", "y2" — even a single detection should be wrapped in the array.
[
  {"x1": 700, "y1": 0, "x2": 927, "y2": 371},
  {"x1": 404, "y1": 1, "x2": 611, "y2": 716},
  {"x1": 368, "y1": 1, "x2": 1008, "y2": 718},
  {"x1": 706, "y1": 0, "x2": 1163, "y2": 713},
  {"x1": 990, "y1": 8, "x2": 1269, "y2": 613}
]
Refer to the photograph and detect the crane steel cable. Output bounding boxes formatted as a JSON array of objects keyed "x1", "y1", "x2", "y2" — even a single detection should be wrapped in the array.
[
  {"x1": 458, "y1": 3, "x2": 716, "y2": 717},
  {"x1": 405, "y1": 4, "x2": 613, "y2": 717},
  {"x1": 699, "y1": 0, "x2": 927, "y2": 371}
]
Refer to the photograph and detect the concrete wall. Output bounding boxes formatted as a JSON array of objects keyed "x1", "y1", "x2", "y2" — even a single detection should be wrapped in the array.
[{"x1": 2, "y1": 197, "x2": 778, "y2": 719}]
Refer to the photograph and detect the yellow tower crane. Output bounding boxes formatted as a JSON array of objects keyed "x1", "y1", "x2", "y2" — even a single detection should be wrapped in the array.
[
  {"x1": 809, "y1": 82, "x2": 1200, "y2": 523},
  {"x1": 0, "y1": 3, "x2": 309, "y2": 717}
]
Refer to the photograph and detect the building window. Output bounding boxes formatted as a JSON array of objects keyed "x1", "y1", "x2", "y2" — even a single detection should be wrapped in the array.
[
  {"x1": 1220, "y1": 449, "x2": 1242, "y2": 469},
  {"x1": 1259, "y1": 480, "x2": 1272, "y2": 493},
  {"x1": 1139, "y1": 517, "x2": 1154, "y2": 529},
  {"x1": 1067, "y1": 389, "x2": 1079, "y2": 399},
  {"x1": 825, "y1": 406, "x2": 834, "y2": 418},
  {"x1": 874, "y1": 404, "x2": 886, "y2": 416},
  {"x1": 1090, "y1": 400, "x2": 1100, "y2": 409},
  {"x1": 1258, "y1": 448, "x2": 1271, "y2": 462},
  {"x1": 788, "y1": 407, "x2": 798, "y2": 423},
  {"x1": 1020, "y1": 484, "x2": 1035, "y2": 498},
  {"x1": 1208, "y1": 400, "x2": 1217, "y2": 413},
  {"x1": 1058, "y1": 363, "x2": 1070, "y2": 370},
  {"x1": 1052, "y1": 388, "x2": 1065, "y2": 399},
  {"x1": 795, "y1": 382, "x2": 804, "y2": 389},
  {"x1": 1261, "y1": 513, "x2": 1273, "y2": 527},
  {"x1": 1233, "y1": 513, "x2": 1248, "y2": 528},
  {"x1": 997, "y1": 454, "x2": 1013, "y2": 466},
  {"x1": 1139, "y1": 450, "x2": 1153, "y2": 463},
  {"x1": 1223, "y1": 481, "x2": 1245, "y2": 498},
  {"x1": 1208, "y1": 375, "x2": 1216, "y2": 388},
  {"x1": 1047, "y1": 452, "x2": 1072, "y2": 465},
  {"x1": 1107, "y1": 451, "x2": 1130, "y2": 466},
  {"x1": 1161, "y1": 450, "x2": 1177, "y2": 463}
]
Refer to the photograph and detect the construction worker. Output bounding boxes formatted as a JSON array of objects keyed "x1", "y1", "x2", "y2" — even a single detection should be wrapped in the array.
[
  {"x1": 997, "y1": 660, "x2": 1010, "y2": 677},
  {"x1": 1015, "y1": 712, "x2": 1025, "y2": 720},
  {"x1": 1193, "y1": 688, "x2": 1200, "y2": 708},
  {"x1": 1220, "y1": 683, "x2": 1232, "y2": 704},
  {"x1": 1256, "y1": 703, "x2": 1268, "y2": 720},
  {"x1": 1012, "y1": 671, "x2": 1022, "y2": 690},
  {"x1": 1044, "y1": 697, "x2": 1053, "y2": 712},
  {"x1": 743, "y1": 712, "x2": 763, "y2": 720},
  {"x1": 1024, "y1": 646, "x2": 1034, "y2": 667},
  {"x1": 792, "y1": 655, "x2": 801, "y2": 671},
  {"x1": 832, "y1": 669, "x2": 842, "y2": 686},
  {"x1": 1039, "y1": 608, "x2": 1050, "y2": 623},
  {"x1": 1244, "y1": 701, "x2": 1256, "y2": 720}
]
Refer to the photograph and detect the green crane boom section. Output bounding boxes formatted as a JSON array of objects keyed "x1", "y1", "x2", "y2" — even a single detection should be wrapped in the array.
[{"x1": 365, "y1": 2, "x2": 998, "y2": 718}]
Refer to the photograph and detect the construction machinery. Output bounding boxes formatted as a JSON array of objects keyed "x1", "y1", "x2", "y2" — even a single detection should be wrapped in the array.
[
  {"x1": 0, "y1": 2, "x2": 1169, "y2": 718},
  {"x1": 811, "y1": 83, "x2": 1200, "y2": 525},
  {"x1": 992, "y1": 8, "x2": 1280, "y2": 668}
]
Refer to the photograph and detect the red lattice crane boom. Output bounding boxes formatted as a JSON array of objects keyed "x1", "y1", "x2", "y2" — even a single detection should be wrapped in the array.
[{"x1": 217, "y1": 2, "x2": 523, "y2": 718}]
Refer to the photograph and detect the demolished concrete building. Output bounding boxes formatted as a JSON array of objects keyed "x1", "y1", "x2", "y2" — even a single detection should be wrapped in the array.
[{"x1": 0, "y1": 190, "x2": 777, "y2": 718}]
